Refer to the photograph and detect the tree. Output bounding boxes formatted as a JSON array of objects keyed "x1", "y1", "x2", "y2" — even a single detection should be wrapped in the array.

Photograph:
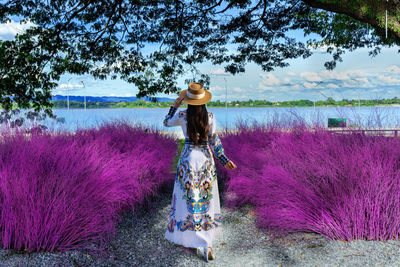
[
  {"x1": 325, "y1": 97, "x2": 336, "y2": 105},
  {"x1": 0, "y1": 0, "x2": 399, "y2": 125}
]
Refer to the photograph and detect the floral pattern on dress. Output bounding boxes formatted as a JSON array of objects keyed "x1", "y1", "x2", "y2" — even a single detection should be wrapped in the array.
[
  {"x1": 167, "y1": 194, "x2": 177, "y2": 232},
  {"x1": 177, "y1": 213, "x2": 222, "y2": 232},
  {"x1": 163, "y1": 106, "x2": 225, "y2": 246},
  {"x1": 176, "y1": 144, "x2": 217, "y2": 215},
  {"x1": 178, "y1": 111, "x2": 187, "y2": 121}
]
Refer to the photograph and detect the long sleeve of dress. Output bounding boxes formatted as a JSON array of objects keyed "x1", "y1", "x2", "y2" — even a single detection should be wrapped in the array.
[
  {"x1": 163, "y1": 106, "x2": 182, "y2": 127},
  {"x1": 208, "y1": 115, "x2": 230, "y2": 166}
]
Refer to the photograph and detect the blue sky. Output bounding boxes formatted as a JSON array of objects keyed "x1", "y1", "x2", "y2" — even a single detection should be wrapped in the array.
[{"x1": 1, "y1": 19, "x2": 400, "y2": 102}]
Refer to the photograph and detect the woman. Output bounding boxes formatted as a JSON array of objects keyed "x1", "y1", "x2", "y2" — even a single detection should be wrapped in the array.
[{"x1": 163, "y1": 82, "x2": 237, "y2": 262}]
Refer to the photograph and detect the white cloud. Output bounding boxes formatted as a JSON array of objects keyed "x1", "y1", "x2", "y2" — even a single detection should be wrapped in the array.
[
  {"x1": 386, "y1": 65, "x2": 400, "y2": 73},
  {"x1": 211, "y1": 86, "x2": 244, "y2": 95},
  {"x1": 319, "y1": 70, "x2": 350, "y2": 81},
  {"x1": 213, "y1": 90, "x2": 251, "y2": 100},
  {"x1": 352, "y1": 77, "x2": 368, "y2": 83},
  {"x1": 258, "y1": 84, "x2": 273, "y2": 90},
  {"x1": 308, "y1": 44, "x2": 338, "y2": 53},
  {"x1": 293, "y1": 69, "x2": 378, "y2": 89},
  {"x1": 0, "y1": 19, "x2": 36, "y2": 40},
  {"x1": 342, "y1": 82, "x2": 353, "y2": 88},
  {"x1": 210, "y1": 68, "x2": 231, "y2": 76},
  {"x1": 325, "y1": 83, "x2": 339, "y2": 89},
  {"x1": 300, "y1": 72, "x2": 322, "y2": 82},
  {"x1": 377, "y1": 75, "x2": 400, "y2": 85},
  {"x1": 59, "y1": 83, "x2": 84, "y2": 88},
  {"x1": 303, "y1": 82, "x2": 319, "y2": 89},
  {"x1": 259, "y1": 73, "x2": 280, "y2": 87},
  {"x1": 210, "y1": 85, "x2": 225, "y2": 92},
  {"x1": 346, "y1": 69, "x2": 371, "y2": 78},
  {"x1": 349, "y1": 77, "x2": 372, "y2": 88}
]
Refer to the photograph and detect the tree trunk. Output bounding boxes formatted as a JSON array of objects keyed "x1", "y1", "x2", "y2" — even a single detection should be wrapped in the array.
[{"x1": 303, "y1": 0, "x2": 400, "y2": 42}]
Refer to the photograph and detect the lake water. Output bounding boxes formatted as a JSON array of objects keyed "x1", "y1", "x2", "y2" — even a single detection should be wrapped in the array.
[{"x1": 44, "y1": 106, "x2": 400, "y2": 136}]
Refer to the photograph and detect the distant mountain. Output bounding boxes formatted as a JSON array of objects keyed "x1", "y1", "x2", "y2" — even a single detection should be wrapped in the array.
[{"x1": 51, "y1": 95, "x2": 174, "y2": 102}]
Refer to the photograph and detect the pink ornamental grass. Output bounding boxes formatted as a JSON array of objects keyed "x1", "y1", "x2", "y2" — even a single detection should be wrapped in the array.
[
  {"x1": 219, "y1": 124, "x2": 400, "y2": 241},
  {"x1": 0, "y1": 121, "x2": 177, "y2": 252}
]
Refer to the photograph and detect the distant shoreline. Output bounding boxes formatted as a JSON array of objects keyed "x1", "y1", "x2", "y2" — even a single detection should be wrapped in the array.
[
  {"x1": 50, "y1": 97, "x2": 400, "y2": 109},
  {"x1": 50, "y1": 104, "x2": 399, "y2": 109}
]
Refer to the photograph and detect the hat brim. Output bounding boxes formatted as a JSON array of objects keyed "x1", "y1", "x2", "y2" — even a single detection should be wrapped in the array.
[{"x1": 179, "y1": 89, "x2": 212, "y2": 105}]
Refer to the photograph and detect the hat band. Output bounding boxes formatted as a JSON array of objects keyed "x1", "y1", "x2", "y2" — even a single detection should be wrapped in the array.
[{"x1": 187, "y1": 90, "x2": 205, "y2": 99}]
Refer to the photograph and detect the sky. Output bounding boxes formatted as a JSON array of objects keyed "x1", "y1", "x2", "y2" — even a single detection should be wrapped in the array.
[{"x1": 1, "y1": 19, "x2": 400, "y2": 102}]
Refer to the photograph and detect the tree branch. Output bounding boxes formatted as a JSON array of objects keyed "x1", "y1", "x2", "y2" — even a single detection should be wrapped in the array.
[
  {"x1": 93, "y1": 0, "x2": 122, "y2": 44},
  {"x1": 302, "y1": 0, "x2": 400, "y2": 41}
]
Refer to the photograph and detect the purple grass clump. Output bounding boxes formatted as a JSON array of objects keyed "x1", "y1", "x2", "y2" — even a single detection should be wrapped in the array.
[
  {"x1": 0, "y1": 121, "x2": 176, "y2": 252},
  {"x1": 219, "y1": 123, "x2": 400, "y2": 241}
]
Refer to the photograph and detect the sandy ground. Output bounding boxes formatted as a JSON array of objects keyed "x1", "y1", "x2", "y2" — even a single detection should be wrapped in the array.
[{"x1": 1, "y1": 179, "x2": 400, "y2": 266}]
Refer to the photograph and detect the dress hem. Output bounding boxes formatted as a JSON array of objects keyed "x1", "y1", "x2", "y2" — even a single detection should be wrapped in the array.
[{"x1": 164, "y1": 227, "x2": 223, "y2": 248}]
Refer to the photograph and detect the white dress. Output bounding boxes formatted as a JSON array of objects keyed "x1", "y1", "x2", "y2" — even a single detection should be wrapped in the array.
[{"x1": 163, "y1": 106, "x2": 230, "y2": 248}]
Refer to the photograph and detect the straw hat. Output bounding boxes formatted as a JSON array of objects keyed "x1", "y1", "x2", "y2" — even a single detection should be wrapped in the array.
[{"x1": 179, "y1": 82, "x2": 212, "y2": 105}]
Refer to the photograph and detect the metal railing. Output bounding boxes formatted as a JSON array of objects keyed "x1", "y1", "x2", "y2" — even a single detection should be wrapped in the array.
[{"x1": 327, "y1": 128, "x2": 400, "y2": 137}]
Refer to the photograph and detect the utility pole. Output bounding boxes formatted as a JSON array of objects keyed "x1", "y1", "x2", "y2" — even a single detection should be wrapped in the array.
[
  {"x1": 67, "y1": 77, "x2": 73, "y2": 110},
  {"x1": 224, "y1": 77, "x2": 227, "y2": 109},
  {"x1": 224, "y1": 77, "x2": 228, "y2": 129},
  {"x1": 351, "y1": 78, "x2": 361, "y2": 111},
  {"x1": 209, "y1": 72, "x2": 231, "y2": 130},
  {"x1": 301, "y1": 81, "x2": 324, "y2": 109},
  {"x1": 81, "y1": 81, "x2": 86, "y2": 110}
]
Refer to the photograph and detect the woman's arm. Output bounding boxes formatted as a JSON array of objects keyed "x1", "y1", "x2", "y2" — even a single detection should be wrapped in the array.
[
  {"x1": 208, "y1": 115, "x2": 231, "y2": 167},
  {"x1": 163, "y1": 106, "x2": 181, "y2": 127},
  {"x1": 163, "y1": 96, "x2": 185, "y2": 127},
  {"x1": 208, "y1": 133, "x2": 231, "y2": 166}
]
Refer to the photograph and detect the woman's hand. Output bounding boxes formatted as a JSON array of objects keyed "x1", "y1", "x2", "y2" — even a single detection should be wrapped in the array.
[
  {"x1": 174, "y1": 96, "x2": 185, "y2": 109},
  {"x1": 225, "y1": 160, "x2": 237, "y2": 170}
]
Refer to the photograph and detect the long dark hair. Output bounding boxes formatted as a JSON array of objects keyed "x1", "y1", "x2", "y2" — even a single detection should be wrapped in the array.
[{"x1": 187, "y1": 104, "x2": 210, "y2": 145}]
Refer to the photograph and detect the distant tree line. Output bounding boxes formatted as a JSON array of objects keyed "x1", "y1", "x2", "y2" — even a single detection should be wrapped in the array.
[{"x1": 51, "y1": 97, "x2": 400, "y2": 109}]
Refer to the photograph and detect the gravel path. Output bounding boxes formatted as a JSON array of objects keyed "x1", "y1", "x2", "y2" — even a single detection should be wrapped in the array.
[{"x1": 1, "y1": 179, "x2": 400, "y2": 266}]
